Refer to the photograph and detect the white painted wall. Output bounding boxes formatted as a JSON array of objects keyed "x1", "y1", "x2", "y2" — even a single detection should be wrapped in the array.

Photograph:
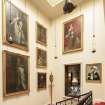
[
  {"x1": 51, "y1": 0, "x2": 105, "y2": 103},
  {"x1": 0, "y1": 0, "x2": 105, "y2": 105},
  {"x1": 0, "y1": 0, "x2": 54, "y2": 105}
]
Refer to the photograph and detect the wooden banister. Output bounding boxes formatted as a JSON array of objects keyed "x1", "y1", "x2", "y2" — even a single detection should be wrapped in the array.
[
  {"x1": 77, "y1": 91, "x2": 93, "y2": 105},
  {"x1": 56, "y1": 91, "x2": 93, "y2": 105}
]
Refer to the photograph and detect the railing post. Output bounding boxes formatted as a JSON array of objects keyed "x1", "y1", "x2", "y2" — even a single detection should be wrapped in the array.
[{"x1": 65, "y1": 101, "x2": 66, "y2": 105}]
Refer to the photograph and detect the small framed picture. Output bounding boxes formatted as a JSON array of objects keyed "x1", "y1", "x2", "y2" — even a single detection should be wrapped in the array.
[
  {"x1": 36, "y1": 22, "x2": 47, "y2": 46},
  {"x1": 63, "y1": 15, "x2": 83, "y2": 53},
  {"x1": 3, "y1": 51, "x2": 29, "y2": 97},
  {"x1": 86, "y1": 63, "x2": 102, "y2": 83},
  {"x1": 37, "y1": 72, "x2": 47, "y2": 90},
  {"x1": 3, "y1": 0, "x2": 28, "y2": 50},
  {"x1": 36, "y1": 47, "x2": 47, "y2": 68}
]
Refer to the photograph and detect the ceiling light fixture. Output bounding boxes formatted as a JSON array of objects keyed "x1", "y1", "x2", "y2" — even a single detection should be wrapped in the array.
[{"x1": 63, "y1": 0, "x2": 76, "y2": 14}]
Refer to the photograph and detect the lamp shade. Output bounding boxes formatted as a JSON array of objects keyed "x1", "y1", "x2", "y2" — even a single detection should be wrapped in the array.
[{"x1": 72, "y1": 77, "x2": 78, "y2": 83}]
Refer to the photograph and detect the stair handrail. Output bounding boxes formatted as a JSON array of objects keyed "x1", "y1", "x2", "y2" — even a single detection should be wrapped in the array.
[{"x1": 56, "y1": 91, "x2": 92, "y2": 105}]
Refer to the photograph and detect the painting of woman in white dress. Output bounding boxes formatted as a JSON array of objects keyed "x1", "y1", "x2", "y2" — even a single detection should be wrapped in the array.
[{"x1": 3, "y1": 0, "x2": 28, "y2": 50}]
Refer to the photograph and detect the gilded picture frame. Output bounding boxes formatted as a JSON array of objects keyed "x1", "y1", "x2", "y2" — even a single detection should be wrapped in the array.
[
  {"x1": 63, "y1": 15, "x2": 83, "y2": 54},
  {"x1": 65, "y1": 63, "x2": 81, "y2": 96},
  {"x1": 37, "y1": 72, "x2": 47, "y2": 91},
  {"x1": 36, "y1": 22, "x2": 47, "y2": 46},
  {"x1": 36, "y1": 47, "x2": 47, "y2": 68},
  {"x1": 3, "y1": 51, "x2": 29, "y2": 97},
  {"x1": 86, "y1": 63, "x2": 102, "y2": 83},
  {"x1": 2, "y1": 0, "x2": 29, "y2": 51}
]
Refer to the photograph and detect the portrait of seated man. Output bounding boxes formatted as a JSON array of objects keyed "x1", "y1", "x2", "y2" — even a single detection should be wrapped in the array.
[{"x1": 86, "y1": 63, "x2": 102, "y2": 83}]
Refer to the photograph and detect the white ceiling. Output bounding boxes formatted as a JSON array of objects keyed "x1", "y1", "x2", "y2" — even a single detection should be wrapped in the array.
[
  {"x1": 30, "y1": 0, "x2": 86, "y2": 20},
  {"x1": 46, "y1": 0, "x2": 63, "y2": 7}
]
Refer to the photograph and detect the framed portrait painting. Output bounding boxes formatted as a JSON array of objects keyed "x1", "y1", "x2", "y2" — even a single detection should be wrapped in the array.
[
  {"x1": 36, "y1": 22, "x2": 47, "y2": 46},
  {"x1": 65, "y1": 64, "x2": 81, "y2": 96},
  {"x1": 37, "y1": 72, "x2": 46, "y2": 90},
  {"x1": 63, "y1": 15, "x2": 83, "y2": 53},
  {"x1": 86, "y1": 63, "x2": 102, "y2": 83},
  {"x1": 3, "y1": 51, "x2": 29, "y2": 97},
  {"x1": 36, "y1": 48, "x2": 47, "y2": 68},
  {"x1": 3, "y1": 0, "x2": 28, "y2": 50}
]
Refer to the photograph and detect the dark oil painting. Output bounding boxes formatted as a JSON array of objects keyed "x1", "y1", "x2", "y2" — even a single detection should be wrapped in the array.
[
  {"x1": 36, "y1": 23, "x2": 47, "y2": 46},
  {"x1": 36, "y1": 48, "x2": 47, "y2": 68},
  {"x1": 37, "y1": 73, "x2": 46, "y2": 90},
  {"x1": 3, "y1": 51, "x2": 29, "y2": 97}
]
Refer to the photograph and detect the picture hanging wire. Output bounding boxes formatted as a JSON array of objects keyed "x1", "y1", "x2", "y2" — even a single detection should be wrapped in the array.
[
  {"x1": 92, "y1": 0, "x2": 96, "y2": 53},
  {"x1": 74, "y1": 0, "x2": 81, "y2": 15},
  {"x1": 25, "y1": 0, "x2": 27, "y2": 14},
  {"x1": 54, "y1": 20, "x2": 58, "y2": 59},
  {"x1": 10, "y1": 0, "x2": 12, "y2": 23},
  {"x1": 79, "y1": 0, "x2": 82, "y2": 15},
  {"x1": 8, "y1": 0, "x2": 14, "y2": 44},
  {"x1": 78, "y1": 1, "x2": 84, "y2": 90},
  {"x1": 93, "y1": 0, "x2": 95, "y2": 35}
]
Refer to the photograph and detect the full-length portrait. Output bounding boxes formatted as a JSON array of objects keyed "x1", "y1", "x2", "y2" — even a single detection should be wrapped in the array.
[
  {"x1": 63, "y1": 15, "x2": 83, "y2": 53},
  {"x1": 3, "y1": 0, "x2": 28, "y2": 50},
  {"x1": 36, "y1": 22, "x2": 47, "y2": 46},
  {"x1": 3, "y1": 51, "x2": 29, "y2": 97},
  {"x1": 86, "y1": 63, "x2": 102, "y2": 83},
  {"x1": 36, "y1": 48, "x2": 47, "y2": 68}
]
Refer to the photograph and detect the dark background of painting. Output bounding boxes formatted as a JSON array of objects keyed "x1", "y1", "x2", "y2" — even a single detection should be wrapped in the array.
[
  {"x1": 37, "y1": 48, "x2": 47, "y2": 67},
  {"x1": 6, "y1": 53, "x2": 28, "y2": 94},
  {"x1": 38, "y1": 73, "x2": 46, "y2": 89},
  {"x1": 37, "y1": 23, "x2": 47, "y2": 45}
]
